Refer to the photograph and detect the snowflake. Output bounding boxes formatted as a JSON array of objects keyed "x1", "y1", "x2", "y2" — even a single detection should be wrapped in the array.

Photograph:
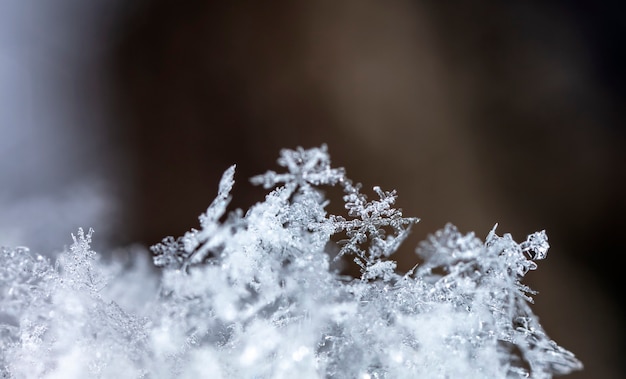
[
  {"x1": 251, "y1": 145, "x2": 418, "y2": 280},
  {"x1": 250, "y1": 144, "x2": 345, "y2": 191}
]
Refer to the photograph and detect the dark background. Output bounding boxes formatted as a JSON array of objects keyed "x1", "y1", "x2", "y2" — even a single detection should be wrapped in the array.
[
  {"x1": 106, "y1": 3, "x2": 624, "y2": 378},
  {"x1": 2, "y1": 1, "x2": 623, "y2": 378}
]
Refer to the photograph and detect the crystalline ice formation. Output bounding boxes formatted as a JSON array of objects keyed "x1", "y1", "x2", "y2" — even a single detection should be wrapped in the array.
[{"x1": 1, "y1": 145, "x2": 582, "y2": 378}]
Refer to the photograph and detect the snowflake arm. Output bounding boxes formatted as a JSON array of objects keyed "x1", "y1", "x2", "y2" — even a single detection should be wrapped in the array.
[{"x1": 152, "y1": 165, "x2": 236, "y2": 270}]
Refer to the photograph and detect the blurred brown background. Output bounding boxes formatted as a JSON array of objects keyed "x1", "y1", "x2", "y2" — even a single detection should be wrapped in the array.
[
  {"x1": 2, "y1": 1, "x2": 623, "y2": 378},
  {"x1": 107, "y1": 2, "x2": 624, "y2": 378},
  {"x1": 104, "y1": 2, "x2": 624, "y2": 378}
]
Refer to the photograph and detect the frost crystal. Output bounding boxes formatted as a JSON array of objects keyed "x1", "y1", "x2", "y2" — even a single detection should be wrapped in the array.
[{"x1": 0, "y1": 145, "x2": 582, "y2": 378}]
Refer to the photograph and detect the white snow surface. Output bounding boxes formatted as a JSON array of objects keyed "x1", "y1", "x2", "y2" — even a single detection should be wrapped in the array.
[{"x1": 0, "y1": 146, "x2": 582, "y2": 378}]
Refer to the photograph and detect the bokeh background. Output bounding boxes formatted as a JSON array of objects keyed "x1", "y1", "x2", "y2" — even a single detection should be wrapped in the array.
[{"x1": 1, "y1": 1, "x2": 623, "y2": 378}]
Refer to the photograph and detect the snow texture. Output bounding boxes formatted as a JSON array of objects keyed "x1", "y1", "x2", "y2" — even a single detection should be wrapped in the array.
[{"x1": 0, "y1": 145, "x2": 582, "y2": 378}]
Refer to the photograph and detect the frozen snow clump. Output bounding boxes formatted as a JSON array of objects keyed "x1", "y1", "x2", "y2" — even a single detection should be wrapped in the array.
[{"x1": 1, "y1": 145, "x2": 582, "y2": 378}]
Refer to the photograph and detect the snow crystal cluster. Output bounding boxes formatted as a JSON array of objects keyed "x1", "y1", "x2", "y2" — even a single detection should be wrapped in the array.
[{"x1": 1, "y1": 145, "x2": 582, "y2": 378}]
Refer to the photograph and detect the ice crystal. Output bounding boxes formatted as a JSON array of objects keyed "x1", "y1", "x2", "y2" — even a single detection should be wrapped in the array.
[{"x1": 0, "y1": 145, "x2": 582, "y2": 378}]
